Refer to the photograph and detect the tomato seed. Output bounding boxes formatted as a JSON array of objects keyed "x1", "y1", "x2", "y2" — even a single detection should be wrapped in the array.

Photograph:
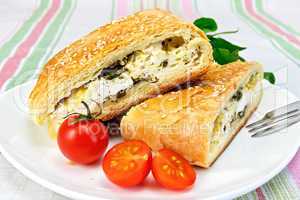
[
  {"x1": 162, "y1": 165, "x2": 169, "y2": 170},
  {"x1": 179, "y1": 171, "x2": 185, "y2": 177},
  {"x1": 143, "y1": 154, "x2": 148, "y2": 160},
  {"x1": 110, "y1": 160, "x2": 118, "y2": 167}
]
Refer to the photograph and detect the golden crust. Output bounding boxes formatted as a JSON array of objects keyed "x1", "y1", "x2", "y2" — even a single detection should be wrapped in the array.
[
  {"x1": 121, "y1": 61, "x2": 263, "y2": 167},
  {"x1": 28, "y1": 9, "x2": 211, "y2": 124}
]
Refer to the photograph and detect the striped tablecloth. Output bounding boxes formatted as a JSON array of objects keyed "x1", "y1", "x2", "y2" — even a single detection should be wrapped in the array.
[{"x1": 0, "y1": 0, "x2": 299, "y2": 199}]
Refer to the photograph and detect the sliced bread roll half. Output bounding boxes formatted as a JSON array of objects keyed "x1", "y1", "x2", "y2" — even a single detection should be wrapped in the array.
[
  {"x1": 28, "y1": 9, "x2": 213, "y2": 138},
  {"x1": 121, "y1": 61, "x2": 263, "y2": 168}
]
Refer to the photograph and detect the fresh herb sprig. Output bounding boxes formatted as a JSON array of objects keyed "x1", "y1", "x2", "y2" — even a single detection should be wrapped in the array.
[
  {"x1": 193, "y1": 17, "x2": 276, "y2": 84},
  {"x1": 263, "y1": 72, "x2": 276, "y2": 84}
]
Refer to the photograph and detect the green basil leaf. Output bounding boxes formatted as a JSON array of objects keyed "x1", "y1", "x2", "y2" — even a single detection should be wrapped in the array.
[
  {"x1": 264, "y1": 72, "x2": 276, "y2": 84},
  {"x1": 213, "y1": 48, "x2": 240, "y2": 65},
  {"x1": 209, "y1": 37, "x2": 246, "y2": 52},
  {"x1": 197, "y1": 19, "x2": 246, "y2": 65},
  {"x1": 194, "y1": 18, "x2": 218, "y2": 33}
]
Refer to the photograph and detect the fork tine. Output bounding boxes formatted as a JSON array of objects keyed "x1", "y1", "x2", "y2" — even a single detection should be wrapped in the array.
[
  {"x1": 251, "y1": 116, "x2": 300, "y2": 137},
  {"x1": 264, "y1": 100, "x2": 300, "y2": 118},
  {"x1": 246, "y1": 109, "x2": 299, "y2": 129},
  {"x1": 248, "y1": 111, "x2": 300, "y2": 132},
  {"x1": 246, "y1": 101, "x2": 300, "y2": 129}
]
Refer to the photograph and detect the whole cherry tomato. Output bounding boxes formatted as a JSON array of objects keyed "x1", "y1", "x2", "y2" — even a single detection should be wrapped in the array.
[{"x1": 57, "y1": 102, "x2": 109, "y2": 164}]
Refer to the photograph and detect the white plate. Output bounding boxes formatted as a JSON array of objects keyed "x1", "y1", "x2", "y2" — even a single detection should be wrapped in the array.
[{"x1": 0, "y1": 81, "x2": 299, "y2": 200}]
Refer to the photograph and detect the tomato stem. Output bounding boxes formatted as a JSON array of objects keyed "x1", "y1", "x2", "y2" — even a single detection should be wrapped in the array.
[
  {"x1": 63, "y1": 112, "x2": 83, "y2": 119},
  {"x1": 62, "y1": 101, "x2": 103, "y2": 125},
  {"x1": 81, "y1": 101, "x2": 92, "y2": 118},
  {"x1": 210, "y1": 29, "x2": 239, "y2": 37}
]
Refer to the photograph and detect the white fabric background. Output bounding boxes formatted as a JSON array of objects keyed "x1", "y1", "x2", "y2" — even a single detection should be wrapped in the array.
[{"x1": 0, "y1": 0, "x2": 299, "y2": 199}]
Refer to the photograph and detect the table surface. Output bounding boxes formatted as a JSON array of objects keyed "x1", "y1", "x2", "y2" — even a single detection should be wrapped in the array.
[{"x1": 0, "y1": 0, "x2": 299, "y2": 199}]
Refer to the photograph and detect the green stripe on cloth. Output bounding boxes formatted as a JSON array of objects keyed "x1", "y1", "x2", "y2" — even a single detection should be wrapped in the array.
[
  {"x1": 0, "y1": 0, "x2": 50, "y2": 64},
  {"x1": 111, "y1": 0, "x2": 116, "y2": 20},
  {"x1": 232, "y1": 0, "x2": 300, "y2": 64},
  {"x1": 5, "y1": 0, "x2": 76, "y2": 90},
  {"x1": 237, "y1": 195, "x2": 257, "y2": 200},
  {"x1": 255, "y1": 0, "x2": 300, "y2": 37},
  {"x1": 169, "y1": 0, "x2": 181, "y2": 17},
  {"x1": 260, "y1": 170, "x2": 300, "y2": 199},
  {"x1": 131, "y1": 0, "x2": 141, "y2": 12}
]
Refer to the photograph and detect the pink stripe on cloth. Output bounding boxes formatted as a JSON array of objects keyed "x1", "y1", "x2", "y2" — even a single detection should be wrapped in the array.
[
  {"x1": 255, "y1": 188, "x2": 266, "y2": 200},
  {"x1": 244, "y1": 0, "x2": 300, "y2": 47},
  {"x1": 166, "y1": 0, "x2": 170, "y2": 11},
  {"x1": 181, "y1": 0, "x2": 198, "y2": 21},
  {"x1": 0, "y1": 0, "x2": 61, "y2": 89},
  {"x1": 116, "y1": 0, "x2": 129, "y2": 18},
  {"x1": 288, "y1": 150, "x2": 300, "y2": 187},
  {"x1": 141, "y1": 0, "x2": 144, "y2": 11}
]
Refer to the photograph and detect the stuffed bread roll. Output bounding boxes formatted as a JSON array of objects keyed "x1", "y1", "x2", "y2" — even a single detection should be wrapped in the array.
[
  {"x1": 121, "y1": 61, "x2": 263, "y2": 168},
  {"x1": 28, "y1": 9, "x2": 213, "y2": 138}
]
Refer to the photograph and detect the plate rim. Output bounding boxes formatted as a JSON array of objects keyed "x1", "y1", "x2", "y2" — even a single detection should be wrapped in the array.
[{"x1": 0, "y1": 81, "x2": 299, "y2": 200}]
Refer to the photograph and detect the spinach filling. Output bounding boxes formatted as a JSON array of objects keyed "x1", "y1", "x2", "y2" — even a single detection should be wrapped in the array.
[
  {"x1": 237, "y1": 106, "x2": 247, "y2": 119},
  {"x1": 231, "y1": 89, "x2": 242, "y2": 101},
  {"x1": 99, "y1": 37, "x2": 185, "y2": 82},
  {"x1": 100, "y1": 54, "x2": 131, "y2": 80},
  {"x1": 100, "y1": 64, "x2": 125, "y2": 80}
]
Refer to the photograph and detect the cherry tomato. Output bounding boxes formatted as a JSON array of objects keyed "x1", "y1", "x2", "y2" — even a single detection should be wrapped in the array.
[
  {"x1": 57, "y1": 114, "x2": 109, "y2": 164},
  {"x1": 152, "y1": 148, "x2": 196, "y2": 190},
  {"x1": 102, "y1": 140, "x2": 152, "y2": 187}
]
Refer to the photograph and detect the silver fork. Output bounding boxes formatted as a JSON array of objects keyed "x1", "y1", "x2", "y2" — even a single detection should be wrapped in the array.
[{"x1": 246, "y1": 101, "x2": 300, "y2": 137}]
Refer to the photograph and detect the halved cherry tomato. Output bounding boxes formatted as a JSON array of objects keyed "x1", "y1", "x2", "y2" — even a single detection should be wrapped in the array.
[
  {"x1": 102, "y1": 140, "x2": 152, "y2": 187},
  {"x1": 152, "y1": 148, "x2": 196, "y2": 190},
  {"x1": 58, "y1": 114, "x2": 109, "y2": 165}
]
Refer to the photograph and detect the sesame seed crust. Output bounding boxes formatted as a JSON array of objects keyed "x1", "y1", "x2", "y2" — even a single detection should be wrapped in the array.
[
  {"x1": 121, "y1": 61, "x2": 263, "y2": 168},
  {"x1": 28, "y1": 9, "x2": 211, "y2": 124}
]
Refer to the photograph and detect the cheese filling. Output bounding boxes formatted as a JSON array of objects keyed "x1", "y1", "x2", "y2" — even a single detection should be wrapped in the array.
[
  {"x1": 51, "y1": 36, "x2": 203, "y2": 122},
  {"x1": 210, "y1": 72, "x2": 261, "y2": 153}
]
